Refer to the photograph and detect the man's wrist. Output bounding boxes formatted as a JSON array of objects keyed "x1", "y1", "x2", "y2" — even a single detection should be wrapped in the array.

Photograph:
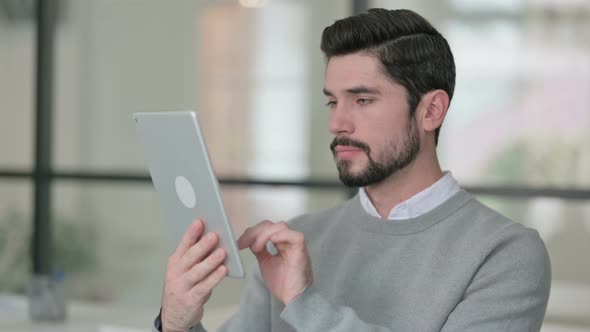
[
  {"x1": 156, "y1": 310, "x2": 196, "y2": 332},
  {"x1": 155, "y1": 310, "x2": 185, "y2": 332},
  {"x1": 283, "y1": 280, "x2": 313, "y2": 305}
]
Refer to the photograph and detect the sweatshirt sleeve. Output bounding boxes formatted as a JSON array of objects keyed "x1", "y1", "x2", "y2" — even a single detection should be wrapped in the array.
[
  {"x1": 440, "y1": 228, "x2": 551, "y2": 331},
  {"x1": 209, "y1": 267, "x2": 272, "y2": 332},
  {"x1": 187, "y1": 322, "x2": 206, "y2": 332},
  {"x1": 281, "y1": 284, "x2": 398, "y2": 331}
]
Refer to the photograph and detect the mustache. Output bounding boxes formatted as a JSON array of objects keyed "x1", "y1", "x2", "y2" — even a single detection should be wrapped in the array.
[{"x1": 330, "y1": 136, "x2": 371, "y2": 155}]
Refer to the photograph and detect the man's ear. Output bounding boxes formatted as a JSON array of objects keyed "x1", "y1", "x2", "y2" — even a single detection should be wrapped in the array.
[{"x1": 419, "y1": 89, "x2": 450, "y2": 133}]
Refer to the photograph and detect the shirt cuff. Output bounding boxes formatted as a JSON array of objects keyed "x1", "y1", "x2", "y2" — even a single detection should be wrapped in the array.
[
  {"x1": 153, "y1": 310, "x2": 162, "y2": 332},
  {"x1": 188, "y1": 322, "x2": 206, "y2": 332}
]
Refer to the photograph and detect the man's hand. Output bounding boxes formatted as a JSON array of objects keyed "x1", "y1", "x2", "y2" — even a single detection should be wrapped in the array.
[
  {"x1": 161, "y1": 219, "x2": 228, "y2": 332},
  {"x1": 238, "y1": 220, "x2": 313, "y2": 305}
]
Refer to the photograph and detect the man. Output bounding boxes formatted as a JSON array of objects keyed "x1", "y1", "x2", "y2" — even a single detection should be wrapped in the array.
[{"x1": 155, "y1": 8, "x2": 551, "y2": 332}]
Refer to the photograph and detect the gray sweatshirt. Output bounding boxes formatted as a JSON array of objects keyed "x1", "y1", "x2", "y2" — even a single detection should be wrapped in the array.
[{"x1": 188, "y1": 190, "x2": 550, "y2": 331}]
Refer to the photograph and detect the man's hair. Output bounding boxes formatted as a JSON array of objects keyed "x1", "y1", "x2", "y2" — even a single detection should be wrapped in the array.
[{"x1": 321, "y1": 8, "x2": 456, "y2": 146}]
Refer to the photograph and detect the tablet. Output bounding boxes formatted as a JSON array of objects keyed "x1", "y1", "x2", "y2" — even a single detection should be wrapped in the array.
[{"x1": 134, "y1": 111, "x2": 245, "y2": 278}]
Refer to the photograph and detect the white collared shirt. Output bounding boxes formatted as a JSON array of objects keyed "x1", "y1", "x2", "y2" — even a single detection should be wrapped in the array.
[{"x1": 359, "y1": 171, "x2": 461, "y2": 220}]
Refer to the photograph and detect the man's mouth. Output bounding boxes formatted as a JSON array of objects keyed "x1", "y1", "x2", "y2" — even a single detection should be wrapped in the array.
[
  {"x1": 330, "y1": 136, "x2": 370, "y2": 160},
  {"x1": 334, "y1": 145, "x2": 364, "y2": 159}
]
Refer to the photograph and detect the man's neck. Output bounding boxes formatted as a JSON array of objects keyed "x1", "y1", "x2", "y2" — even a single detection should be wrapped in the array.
[{"x1": 364, "y1": 153, "x2": 444, "y2": 219}]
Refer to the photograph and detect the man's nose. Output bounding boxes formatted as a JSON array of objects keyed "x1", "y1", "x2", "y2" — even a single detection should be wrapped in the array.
[{"x1": 328, "y1": 105, "x2": 354, "y2": 136}]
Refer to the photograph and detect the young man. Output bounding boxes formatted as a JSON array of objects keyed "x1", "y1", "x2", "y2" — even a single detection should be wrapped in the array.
[{"x1": 156, "y1": 9, "x2": 551, "y2": 332}]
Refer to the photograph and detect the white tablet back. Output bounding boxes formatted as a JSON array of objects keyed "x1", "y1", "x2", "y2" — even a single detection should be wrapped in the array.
[{"x1": 134, "y1": 111, "x2": 245, "y2": 278}]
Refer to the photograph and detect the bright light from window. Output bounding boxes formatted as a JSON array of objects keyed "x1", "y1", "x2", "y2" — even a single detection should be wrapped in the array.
[{"x1": 239, "y1": 0, "x2": 268, "y2": 8}]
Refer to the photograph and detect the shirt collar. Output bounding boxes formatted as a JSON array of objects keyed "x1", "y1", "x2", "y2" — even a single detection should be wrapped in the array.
[{"x1": 359, "y1": 171, "x2": 461, "y2": 220}]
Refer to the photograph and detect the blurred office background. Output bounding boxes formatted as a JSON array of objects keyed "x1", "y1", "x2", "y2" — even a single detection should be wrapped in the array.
[{"x1": 0, "y1": 0, "x2": 589, "y2": 331}]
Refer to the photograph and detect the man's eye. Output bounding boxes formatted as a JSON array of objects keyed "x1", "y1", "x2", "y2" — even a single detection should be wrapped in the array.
[
  {"x1": 325, "y1": 101, "x2": 337, "y2": 108},
  {"x1": 357, "y1": 98, "x2": 372, "y2": 105}
]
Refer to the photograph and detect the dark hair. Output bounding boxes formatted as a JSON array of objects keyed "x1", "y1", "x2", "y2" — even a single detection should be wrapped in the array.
[{"x1": 321, "y1": 8, "x2": 455, "y2": 146}]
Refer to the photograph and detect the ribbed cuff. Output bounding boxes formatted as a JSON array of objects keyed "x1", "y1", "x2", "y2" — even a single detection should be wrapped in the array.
[{"x1": 280, "y1": 284, "x2": 338, "y2": 330}]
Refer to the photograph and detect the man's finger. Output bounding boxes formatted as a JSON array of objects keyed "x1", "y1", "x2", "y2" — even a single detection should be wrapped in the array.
[
  {"x1": 250, "y1": 222, "x2": 289, "y2": 254},
  {"x1": 190, "y1": 264, "x2": 228, "y2": 299},
  {"x1": 237, "y1": 220, "x2": 273, "y2": 250},
  {"x1": 180, "y1": 232, "x2": 219, "y2": 271},
  {"x1": 175, "y1": 219, "x2": 204, "y2": 257},
  {"x1": 269, "y1": 228, "x2": 306, "y2": 249},
  {"x1": 270, "y1": 229, "x2": 310, "y2": 266},
  {"x1": 185, "y1": 247, "x2": 226, "y2": 286}
]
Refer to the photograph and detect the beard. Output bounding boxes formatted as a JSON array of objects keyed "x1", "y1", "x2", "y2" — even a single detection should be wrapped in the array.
[{"x1": 330, "y1": 117, "x2": 420, "y2": 188}]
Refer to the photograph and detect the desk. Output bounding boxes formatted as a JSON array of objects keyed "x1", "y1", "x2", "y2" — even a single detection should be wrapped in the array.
[{"x1": 1, "y1": 282, "x2": 589, "y2": 332}]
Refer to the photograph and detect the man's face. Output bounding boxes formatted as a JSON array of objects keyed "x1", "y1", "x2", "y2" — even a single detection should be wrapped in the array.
[{"x1": 324, "y1": 53, "x2": 420, "y2": 187}]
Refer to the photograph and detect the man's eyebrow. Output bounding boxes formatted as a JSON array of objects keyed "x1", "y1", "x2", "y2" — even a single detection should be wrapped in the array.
[
  {"x1": 322, "y1": 86, "x2": 382, "y2": 97},
  {"x1": 346, "y1": 86, "x2": 381, "y2": 95}
]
